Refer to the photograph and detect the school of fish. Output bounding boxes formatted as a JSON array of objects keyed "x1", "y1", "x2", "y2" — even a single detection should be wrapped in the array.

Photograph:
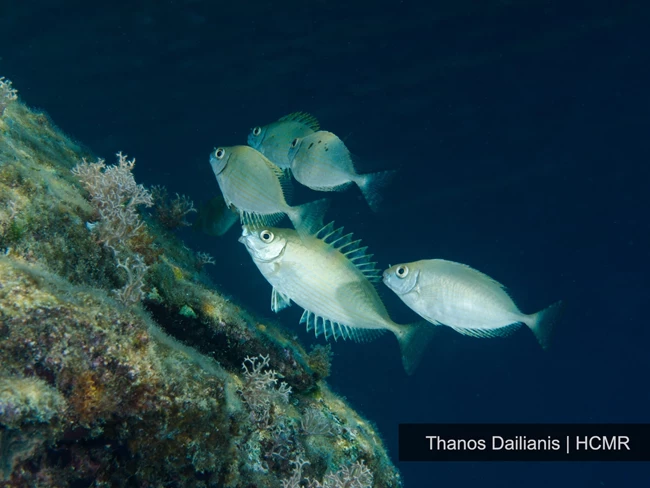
[{"x1": 207, "y1": 112, "x2": 564, "y2": 375}]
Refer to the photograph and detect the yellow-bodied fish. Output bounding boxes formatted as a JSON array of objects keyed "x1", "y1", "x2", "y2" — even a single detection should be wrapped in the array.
[
  {"x1": 247, "y1": 112, "x2": 320, "y2": 170},
  {"x1": 287, "y1": 130, "x2": 396, "y2": 211},
  {"x1": 383, "y1": 259, "x2": 564, "y2": 349},
  {"x1": 209, "y1": 145, "x2": 327, "y2": 235},
  {"x1": 239, "y1": 223, "x2": 436, "y2": 375}
]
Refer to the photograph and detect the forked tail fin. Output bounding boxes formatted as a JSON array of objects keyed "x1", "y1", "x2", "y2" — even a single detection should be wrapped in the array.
[
  {"x1": 356, "y1": 169, "x2": 397, "y2": 212},
  {"x1": 526, "y1": 300, "x2": 565, "y2": 349},
  {"x1": 287, "y1": 198, "x2": 329, "y2": 238},
  {"x1": 394, "y1": 321, "x2": 438, "y2": 375}
]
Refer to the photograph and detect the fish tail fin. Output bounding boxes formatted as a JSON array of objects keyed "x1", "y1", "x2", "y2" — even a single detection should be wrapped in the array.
[
  {"x1": 395, "y1": 321, "x2": 438, "y2": 375},
  {"x1": 356, "y1": 169, "x2": 397, "y2": 212},
  {"x1": 287, "y1": 198, "x2": 329, "y2": 237},
  {"x1": 525, "y1": 300, "x2": 565, "y2": 349}
]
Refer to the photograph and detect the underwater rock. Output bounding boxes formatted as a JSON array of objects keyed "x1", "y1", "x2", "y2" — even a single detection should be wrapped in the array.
[{"x1": 0, "y1": 92, "x2": 401, "y2": 486}]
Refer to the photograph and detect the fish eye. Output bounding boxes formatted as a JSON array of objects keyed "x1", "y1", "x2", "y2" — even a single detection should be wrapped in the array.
[
  {"x1": 396, "y1": 265, "x2": 409, "y2": 278},
  {"x1": 290, "y1": 138, "x2": 299, "y2": 148},
  {"x1": 215, "y1": 148, "x2": 226, "y2": 159},
  {"x1": 260, "y1": 230, "x2": 274, "y2": 243},
  {"x1": 252, "y1": 126, "x2": 261, "y2": 136}
]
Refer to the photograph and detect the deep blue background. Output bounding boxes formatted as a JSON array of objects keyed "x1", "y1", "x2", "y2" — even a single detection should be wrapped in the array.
[{"x1": 2, "y1": 1, "x2": 649, "y2": 486}]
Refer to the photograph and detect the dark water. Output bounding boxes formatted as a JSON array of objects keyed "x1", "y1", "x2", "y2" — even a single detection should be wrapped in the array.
[{"x1": 3, "y1": 1, "x2": 649, "y2": 486}]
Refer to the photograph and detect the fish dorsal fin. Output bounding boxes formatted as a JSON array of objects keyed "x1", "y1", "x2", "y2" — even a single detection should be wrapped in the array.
[
  {"x1": 314, "y1": 222, "x2": 381, "y2": 282},
  {"x1": 240, "y1": 211, "x2": 285, "y2": 229},
  {"x1": 279, "y1": 169, "x2": 293, "y2": 204},
  {"x1": 271, "y1": 287, "x2": 292, "y2": 312},
  {"x1": 278, "y1": 111, "x2": 320, "y2": 131},
  {"x1": 260, "y1": 153, "x2": 287, "y2": 182},
  {"x1": 259, "y1": 154, "x2": 293, "y2": 203},
  {"x1": 300, "y1": 310, "x2": 385, "y2": 343}
]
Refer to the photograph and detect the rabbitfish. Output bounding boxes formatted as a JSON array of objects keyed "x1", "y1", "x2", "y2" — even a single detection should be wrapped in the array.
[
  {"x1": 209, "y1": 145, "x2": 327, "y2": 235},
  {"x1": 239, "y1": 223, "x2": 435, "y2": 374},
  {"x1": 247, "y1": 112, "x2": 320, "y2": 170},
  {"x1": 383, "y1": 259, "x2": 563, "y2": 349},
  {"x1": 287, "y1": 130, "x2": 395, "y2": 211}
]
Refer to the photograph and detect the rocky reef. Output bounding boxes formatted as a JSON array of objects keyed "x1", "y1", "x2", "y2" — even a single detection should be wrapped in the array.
[{"x1": 0, "y1": 86, "x2": 401, "y2": 487}]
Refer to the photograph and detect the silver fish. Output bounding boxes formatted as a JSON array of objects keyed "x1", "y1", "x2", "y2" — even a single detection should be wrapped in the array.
[
  {"x1": 383, "y1": 259, "x2": 563, "y2": 349},
  {"x1": 209, "y1": 145, "x2": 327, "y2": 235},
  {"x1": 247, "y1": 112, "x2": 320, "y2": 170},
  {"x1": 239, "y1": 223, "x2": 435, "y2": 375},
  {"x1": 287, "y1": 130, "x2": 396, "y2": 211}
]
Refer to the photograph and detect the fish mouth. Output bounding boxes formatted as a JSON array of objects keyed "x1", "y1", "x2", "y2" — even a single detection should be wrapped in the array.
[
  {"x1": 238, "y1": 230, "x2": 286, "y2": 263},
  {"x1": 238, "y1": 226, "x2": 252, "y2": 244}
]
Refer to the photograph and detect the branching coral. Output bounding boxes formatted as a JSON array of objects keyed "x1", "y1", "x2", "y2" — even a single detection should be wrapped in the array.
[
  {"x1": 114, "y1": 254, "x2": 149, "y2": 305},
  {"x1": 72, "y1": 152, "x2": 153, "y2": 253},
  {"x1": 300, "y1": 407, "x2": 337, "y2": 437},
  {"x1": 72, "y1": 152, "x2": 154, "y2": 304},
  {"x1": 281, "y1": 457, "x2": 374, "y2": 488},
  {"x1": 238, "y1": 354, "x2": 292, "y2": 427},
  {"x1": 0, "y1": 76, "x2": 18, "y2": 116},
  {"x1": 0, "y1": 94, "x2": 403, "y2": 487},
  {"x1": 151, "y1": 185, "x2": 197, "y2": 229}
]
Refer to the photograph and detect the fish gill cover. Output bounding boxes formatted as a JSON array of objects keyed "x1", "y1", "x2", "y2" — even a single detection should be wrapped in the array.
[{"x1": 0, "y1": 89, "x2": 399, "y2": 487}]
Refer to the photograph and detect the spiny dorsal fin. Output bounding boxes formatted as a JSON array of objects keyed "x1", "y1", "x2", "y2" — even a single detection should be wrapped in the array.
[
  {"x1": 278, "y1": 111, "x2": 320, "y2": 131},
  {"x1": 314, "y1": 221, "x2": 381, "y2": 282},
  {"x1": 259, "y1": 152, "x2": 287, "y2": 183},
  {"x1": 300, "y1": 310, "x2": 385, "y2": 343},
  {"x1": 279, "y1": 169, "x2": 293, "y2": 204},
  {"x1": 240, "y1": 211, "x2": 285, "y2": 229},
  {"x1": 258, "y1": 154, "x2": 293, "y2": 204}
]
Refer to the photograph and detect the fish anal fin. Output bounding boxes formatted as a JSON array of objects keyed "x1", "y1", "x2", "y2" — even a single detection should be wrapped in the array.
[
  {"x1": 310, "y1": 182, "x2": 353, "y2": 193},
  {"x1": 298, "y1": 308, "x2": 384, "y2": 343},
  {"x1": 450, "y1": 323, "x2": 522, "y2": 339}
]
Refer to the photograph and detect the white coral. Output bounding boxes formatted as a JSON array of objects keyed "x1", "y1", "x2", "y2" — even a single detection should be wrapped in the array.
[
  {"x1": 0, "y1": 77, "x2": 18, "y2": 116},
  {"x1": 72, "y1": 152, "x2": 153, "y2": 252}
]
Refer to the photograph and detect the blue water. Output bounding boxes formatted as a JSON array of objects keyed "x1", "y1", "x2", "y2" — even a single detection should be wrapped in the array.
[{"x1": 3, "y1": 1, "x2": 649, "y2": 486}]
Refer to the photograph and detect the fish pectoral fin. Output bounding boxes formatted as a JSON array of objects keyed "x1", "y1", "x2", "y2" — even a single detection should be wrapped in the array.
[
  {"x1": 271, "y1": 288, "x2": 292, "y2": 312},
  {"x1": 449, "y1": 323, "x2": 522, "y2": 339}
]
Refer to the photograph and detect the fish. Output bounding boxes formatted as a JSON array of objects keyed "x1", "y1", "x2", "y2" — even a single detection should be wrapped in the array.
[
  {"x1": 287, "y1": 130, "x2": 396, "y2": 211},
  {"x1": 239, "y1": 223, "x2": 436, "y2": 375},
  {"x1": 209, "y1": 145, "x2": 327, "y2": 235},
  {"x1": 192, "y1": 196, "x2": 239, "y2": 237},
  {"x1": 247, "y1": 112, "x2": 320, "y2": 170},
  {"x1": 382, "y1": 259, "x2": 563, "y2": 349}
]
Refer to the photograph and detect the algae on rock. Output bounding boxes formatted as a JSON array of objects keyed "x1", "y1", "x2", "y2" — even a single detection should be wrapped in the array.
[{"x1": 0, "y1": 91, "x2": 401, "y2": 486}]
